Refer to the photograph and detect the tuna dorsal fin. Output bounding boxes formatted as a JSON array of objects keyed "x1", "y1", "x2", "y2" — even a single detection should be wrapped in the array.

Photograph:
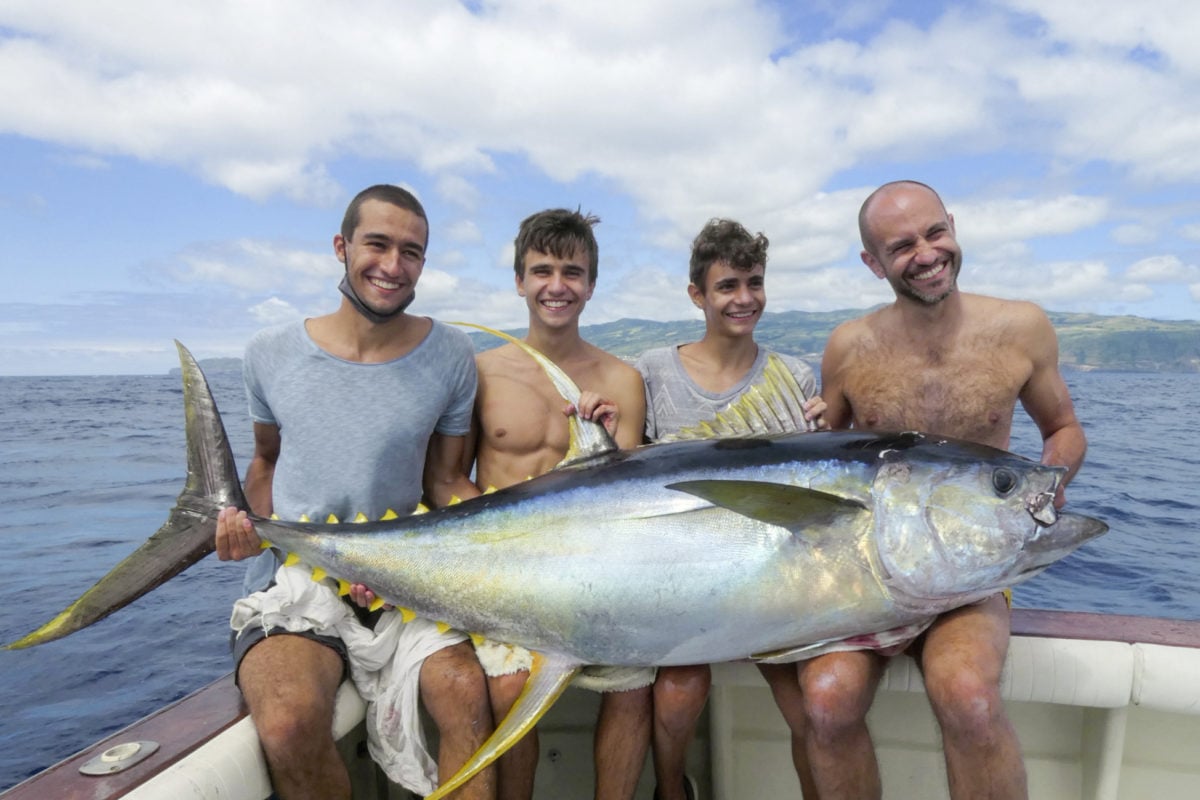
[
  {"x1": 665, "y1": 479, "x2": 867, "y2": 533},
  {"x1": 452, "y1": 321, "x2": 618, "y2": 465},
  {"x1": 426, "y1": 649, "x2": 582, "y2": 800},
  {"x1": 664, "y1": 353, "x2": 813, "y2": 441}
]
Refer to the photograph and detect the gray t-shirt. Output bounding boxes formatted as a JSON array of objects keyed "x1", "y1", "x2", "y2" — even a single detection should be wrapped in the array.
[
  {"x1": 635, "y1": 345, "x2": 817, "y2": 442},
  {"x1": 240, "y1": 318, "x2": 477, "y2": 593}
]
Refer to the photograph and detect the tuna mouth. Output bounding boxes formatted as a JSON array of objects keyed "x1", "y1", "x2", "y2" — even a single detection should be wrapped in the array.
[{"x1": 1021, "y1": 512, "x2": 1108, "y2": 569}]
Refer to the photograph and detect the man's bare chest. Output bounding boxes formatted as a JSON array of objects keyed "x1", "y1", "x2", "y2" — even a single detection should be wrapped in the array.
[{"x1": 843, "y1": 346, "x2": 1030, "y2": 446}]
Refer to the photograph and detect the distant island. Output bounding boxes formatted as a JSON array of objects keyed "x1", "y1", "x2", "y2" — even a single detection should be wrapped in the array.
[
  {"x1": 168, "y1": 357, "x2": 242, "y2": 376},
  {"x1": 180, "y1": 311, "x2": 1200, "y2": 374}
]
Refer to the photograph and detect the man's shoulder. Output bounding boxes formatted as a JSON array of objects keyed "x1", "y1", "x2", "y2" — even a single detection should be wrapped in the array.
[
  {"x1": 632, "y1": 345, "x2": 676, "y2": 371},
  {"x1": 476, "y1": 342, "x2": 528, "y2": 373},
  {"x1": 576, "y1": 343, "x2": 642, "y2": 393},
  {"x1": 963, "y1": 294, "x2": 1051, "y2": 334},
  {"x1": 246, "y1": 319, "x2": 304, "y2": 351}
]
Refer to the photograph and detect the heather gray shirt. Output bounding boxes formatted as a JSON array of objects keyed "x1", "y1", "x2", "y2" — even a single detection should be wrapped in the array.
[
  {"x1": 240, "y1": 319, "x2": 476, "y2": 593},
  {"x1": 635, "y1": 345, "x2": 817, "y2": 442}
]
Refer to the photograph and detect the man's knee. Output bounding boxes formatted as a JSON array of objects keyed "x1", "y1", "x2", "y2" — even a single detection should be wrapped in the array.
[
  {"x1": 654, "y1": 665, "x2": 710, "y2": 722},
  {"x1": 422, "y1": 642, "x2": 491, "y2": 732},
  {"x1": 238, "y1": 635, "x2": 343, "y2": 755},
  {"x1": 925, "y1": 667, "x2": 1006, "y2": 741},
  {"x1": 799, "y1": 659, "x2": 876, "y2": 739}
]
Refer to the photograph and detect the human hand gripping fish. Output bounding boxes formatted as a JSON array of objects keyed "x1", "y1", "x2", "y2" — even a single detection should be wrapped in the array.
[
  {"x1": 567, "y1": 390, "x2": 619, "y2": 436},
  {"x1": 216, "y1": 507, "x2": 384, "y2": 608}
]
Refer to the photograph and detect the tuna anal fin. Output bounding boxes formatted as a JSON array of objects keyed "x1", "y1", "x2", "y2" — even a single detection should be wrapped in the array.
[
  {"x1": 665, "y1": 479, "x2": 867, "y2": 533},
  {"x1": 427, "y1": 650, "x2": 582, "y2": 800}
]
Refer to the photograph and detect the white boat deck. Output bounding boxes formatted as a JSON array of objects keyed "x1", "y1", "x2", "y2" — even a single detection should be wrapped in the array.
[{"x1": 5, "y1": 610, "x2": 1199, "y2": 799}]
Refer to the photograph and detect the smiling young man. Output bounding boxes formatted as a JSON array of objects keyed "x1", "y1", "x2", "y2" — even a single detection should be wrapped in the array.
[
  {"x1": 467, "y1": 208, "x2": 653, "y2": 800},
  {"x1": 215, "y1": 184, "x2": 494, "y2": 800},
  {"x1": 634, "y1": 218, "x2": 826, "y2": 800},
  {"x1": 804, "y1": 180, "x2": 1088, "y2": 799}
]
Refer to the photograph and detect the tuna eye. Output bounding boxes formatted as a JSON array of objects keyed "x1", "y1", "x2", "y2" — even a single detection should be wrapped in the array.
[{"x1": 992, "y1": 468, "x2": 1017, "y2": 496}]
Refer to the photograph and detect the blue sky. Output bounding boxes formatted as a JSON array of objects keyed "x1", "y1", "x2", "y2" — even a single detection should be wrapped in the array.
[{"x1": 3, "y1": 0, "x2": 1199, "y2": 375}]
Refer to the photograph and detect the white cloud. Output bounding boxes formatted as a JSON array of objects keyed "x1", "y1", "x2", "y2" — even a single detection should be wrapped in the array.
[
  {"x1": 163, "y1": 239, "x2": 339, "y2": 295},
  {"x1": 250, "y1": 297, "x2": 302, "y2": 327},
  {"x1": 954, "y1": 195, "x2": 1109, "y2": 251},
  {"x1": 1111, "y1": 224, "x2": 1158, "y2": 245},
  {"x1": 445, "y1": 219, "x2": 484, "y2": 245},
  {"x1": 1126, "y1": 255, "x2": 1200, "y2": 283}
]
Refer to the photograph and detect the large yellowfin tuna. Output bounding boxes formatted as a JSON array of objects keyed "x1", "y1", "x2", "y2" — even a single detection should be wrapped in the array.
[{"x1": 7, "y1": 338, "x2": 1107, "y2": 799}]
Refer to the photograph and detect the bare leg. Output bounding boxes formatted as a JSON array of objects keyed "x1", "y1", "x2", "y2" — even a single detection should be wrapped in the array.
[
  {"x1": 652, "y1": 664, "x2": 710, "y2": 800},
  {"x1": 487, "y1": 670, "x2": 538, "y2": 800},
  {"x1": 420, "y1": 640, "x2": 498, "y2": 799},
  {"x1": 920, "y1": 595, "x2": 1027, "y2": 800},
  {"x1": 798, "y1": 650, "x2": 885, "y2": 800},
  {"x1": 757, "y1": 662, "x2": 819, "y2": 799},
  {"x1": 237, "y1": 634, "x2": 349, "y2": 800},
  {"x1": 594, "y1": 685, "x2": 652, "y2": 800}
]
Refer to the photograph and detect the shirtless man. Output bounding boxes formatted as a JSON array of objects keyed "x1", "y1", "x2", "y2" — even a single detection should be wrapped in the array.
[
  {"x1": 807, "y1": 180, "x2": 1088, "y2": 799},
  {"x1": 468, "y1": 208, "x2": 652, "y2": 800}
]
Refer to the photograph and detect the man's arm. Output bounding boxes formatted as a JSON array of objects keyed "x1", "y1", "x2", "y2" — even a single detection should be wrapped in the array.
[
  {"x1": 215, "y1": 421, "x2": 279, "y2": 561},
  {"x1": 819, "y1": 323, "x2": 857, "y2": 431},
  {"x1": 1018, "y1": 306, "x2": 1087, "y2": 506},
  {"x1": 424, "y1": 431, "x2": 483, "y2": 507},
  {"x1": 606, "y1": 367, "x2": 647, "y2": 450}
]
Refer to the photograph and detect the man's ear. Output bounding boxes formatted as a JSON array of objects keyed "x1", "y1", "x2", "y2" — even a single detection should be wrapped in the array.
[
  {"x1": 862, "y1": 250, "x2": 886, "y2": 280},
  {"x1": 687, "y1": 282, "x2": 705, "y2": 308},
  {"x1": 515, "y1": 271, "x2": 526, "y2": 297},
  {"x1": 333, "y1": 234, "x2": 347, "y2": 264}
]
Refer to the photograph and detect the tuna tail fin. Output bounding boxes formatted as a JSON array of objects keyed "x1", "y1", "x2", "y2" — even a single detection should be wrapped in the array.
[
  {"x1": 5, "y1": 341, "x2": 245, "y2": 650},
  {"x1": 427, "y1": 650, "x2": 582, "y2": 800},
  {"x1": 452, "y1": 321, "x2": 618, "y2": 464}
]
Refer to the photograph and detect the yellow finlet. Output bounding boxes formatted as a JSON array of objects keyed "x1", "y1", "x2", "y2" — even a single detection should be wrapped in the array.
[
  {"x1": 283, "y1": 552, "x2": 300, "y2": 567},
  {"x1": 381, "y1": 508, "x2": 399, "y2": 520},
  {"x1": 436, "y1": 621, "x2": 451, "y2": 634},
  {"x1": 399, "y1": 607, "x2": 416, "y2": 623},
  {"x1": 311, "y1": 567, "x2": 327, "y2": 582},
  {"x1": 326, "y1": 513, "x2": 339, "y2": 523},
  {"x1": 469, "y1": 633, "x2": 486, "y2": 646},
  {"x1": 269, "y1": 513, "x2": 279, "y2": 520},
  {"x1": 483, "y1": 485, "x2": 498, "y2": 494},
  {"x1": 448, "y1": 495, "x2": 462, "y2": 505},
  {"x1": 259, "y1": 539, "x2": 273, "y2": 550},
  {"x1": 337, "y1": 580, "x2": 351, "y2": 597},
  {"x1": 368, "y1": 597, "x2": 386, "y2": 612},
  {"x1": 413, "y1": 503, "x2": 430, "y2": 515},
  {"x1": 352, "y1": 512, "x2": 368, "y2": 523},
  {"x1": 298, "y1": 514, "x2": 311, "y2": 523}
]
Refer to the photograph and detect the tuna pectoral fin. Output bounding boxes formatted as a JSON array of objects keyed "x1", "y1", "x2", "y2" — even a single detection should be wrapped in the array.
[
  {"x1": 427, "y1": 650, "x2": 582, "y2": 800},
  {"x1": 6, "y1": 341, "x2": 244, "y2": 650},
  {"x1": 666, "y1": 479, "x2": 867, "y2": 532}
]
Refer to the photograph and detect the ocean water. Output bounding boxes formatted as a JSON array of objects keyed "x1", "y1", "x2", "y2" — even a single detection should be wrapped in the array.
[{"x1": 0, "y1": 370, "x2": 1198, "y2": 790}]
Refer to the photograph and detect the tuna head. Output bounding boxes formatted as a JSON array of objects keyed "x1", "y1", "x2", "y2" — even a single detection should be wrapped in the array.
[{"x1": 867, "y1": 438, "x2": 1107, "y2": 607}]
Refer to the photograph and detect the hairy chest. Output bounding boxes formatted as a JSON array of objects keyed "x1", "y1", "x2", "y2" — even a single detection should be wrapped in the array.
[{"x1": 841, "y1": 337, "x2": 1032, "y2": 447}]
